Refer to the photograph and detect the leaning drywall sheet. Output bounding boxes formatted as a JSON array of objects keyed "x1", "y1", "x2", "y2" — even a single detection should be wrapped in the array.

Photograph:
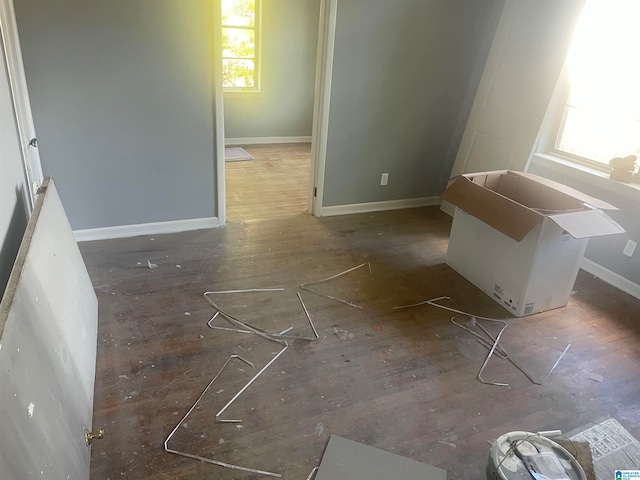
[
  {"x1": 0, "y1": 178, "x2": 98, "y2": 480},
  {"x1": 315, "y1": 435, "x2": 447, "y2": 480}
]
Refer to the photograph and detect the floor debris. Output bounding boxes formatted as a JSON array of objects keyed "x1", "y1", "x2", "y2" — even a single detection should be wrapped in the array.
[
  {"x1": 204, "y1": 287, "x2": 285, "y2": 295},
  {"x1": 216, "y1": 341, "x2": 288, "y2": 424},
  {"x1": 164, "y1": 355, "x2": 282, "y2": 478},
  {"x1": 298, "y1": 292, "x2": 319, "y2": 339},
  {"x1": 589, "y1": 373, "x2": 604, "y2": 383},
  {"x1": 300, "y1": 262, "x2": 372, "y2": 309},
  {"x1": 332, "y1": 326, "x2": 355, "y2": 341},
  {"x1": 165, "y1": 286, "x2": 325, "y2": 476},
  {"x1": 570, "y1": 418, "x2": 640, "y2": 479},
  {"x1": 202, "y1": 294, "x2": 290, "y2": 423},
  {"x1": 205, "y1": 290, "x2": 318, "y2": 341},
  {"x1": 394, "y1": 296, "x2": 570, "y2": 387}
]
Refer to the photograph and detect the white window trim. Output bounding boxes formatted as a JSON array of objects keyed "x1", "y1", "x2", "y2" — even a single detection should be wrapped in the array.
[
  {"x1": 530, "y1": 66, "x2": 640, "y2": 203},
  {"x1": 549, "y1": 92, "x2": 637, "y2": 174},
  {"x1": 530, "y1": 153, "x2": 640, "y2": 202},
  {"x1": 221, "y1": 0, "x2": 262, "y2": 92}
]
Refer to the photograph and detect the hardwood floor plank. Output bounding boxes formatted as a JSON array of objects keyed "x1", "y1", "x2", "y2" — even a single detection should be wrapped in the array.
[
  {"x1": 225, "y1": 143, "x2": 311, "y2": 223},
  {"x1": 81, "y1": 207, "x2": 640, "y2": 479}
]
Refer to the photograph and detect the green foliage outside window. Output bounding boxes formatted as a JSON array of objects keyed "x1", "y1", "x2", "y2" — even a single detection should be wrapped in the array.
[{"x1": 222, "y1": 0, "x2": 258, "y2": 90}]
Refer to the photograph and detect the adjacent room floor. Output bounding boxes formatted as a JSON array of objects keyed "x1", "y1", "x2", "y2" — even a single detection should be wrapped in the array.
[
  {"x1": 81, "y1": 205, "x2": 640, "y2": 479},
  {"x1": 225, "y1": 143, "x2": 311, "y2": 223}
]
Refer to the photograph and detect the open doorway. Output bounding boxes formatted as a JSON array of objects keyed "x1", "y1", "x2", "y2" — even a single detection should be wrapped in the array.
[
  {"x1": 220, "y1": 0, "x2": 319, "y2": 223},
  {"x1": 225, "y1": 143, "x2": 311, "y2": 222}
]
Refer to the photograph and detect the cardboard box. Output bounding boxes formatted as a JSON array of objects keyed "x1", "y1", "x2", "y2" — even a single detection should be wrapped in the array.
[{"x1": 441, "y1": 170, "x2": 625, "y2": 317}]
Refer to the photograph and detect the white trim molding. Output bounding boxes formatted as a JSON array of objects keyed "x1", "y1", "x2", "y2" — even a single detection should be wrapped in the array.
[
  {"x1": 580, "y1": 257, "x2": 640, "y2": 301},
  {"x1": 309, "y1": 0, "x2": 338, "y2": 216},
  {"x1": 1, "y1": 0, "x2": 44, "y2": 209},
  {"x1": 225, "y1": 136, "x2": 311, "y2": 146},
  {"x1": 74, "y1": 217, "x2": 219, "y2": 242},
  {"x1": 321, "y1": 197, "x2": 441, "y2": 217},
  {"x1": 213, "y1": 0, "x2": 227, "y2": 226},
  {"x1": 530, "y1": 153, "x2": 640, "y2": 203}
]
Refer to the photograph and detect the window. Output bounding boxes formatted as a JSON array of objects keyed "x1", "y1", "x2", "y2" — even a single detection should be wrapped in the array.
[
  {"x1": 221, "y1": 0, "x2": 260, "y2": 91},
  {"x1": 554, "y1": 0, "x2": 640, "y2": 170}
]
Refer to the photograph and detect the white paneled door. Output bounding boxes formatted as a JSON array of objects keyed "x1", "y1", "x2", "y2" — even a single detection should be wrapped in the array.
[
  {"x1": 0, "y1": 0, "x2": 43, "y2": 210},
  {"x1": 443, "y1": 0, "x2": 585, "y2": 215}
]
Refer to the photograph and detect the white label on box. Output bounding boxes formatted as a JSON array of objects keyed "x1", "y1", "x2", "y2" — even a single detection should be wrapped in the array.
[
  {"x1": 524, "y1": 302, "x2": 535, "y2": 315},
  {"x1": 493, "y1": 284, "x2": 519, "y2": 311}
]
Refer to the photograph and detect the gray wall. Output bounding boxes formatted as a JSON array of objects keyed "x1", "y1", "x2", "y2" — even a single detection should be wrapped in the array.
[
  {"x1": 0, "y1": 39, "x2": 29, "y2": 297},
  {"x1": 322, "y1": 0, "x2": 503, "y2": 207},
  {"x1": 14, "y1": 0, "x2": 218, "y2": 230},
  {"x1": 528, "y1": 163, "x2": 640, "y2": 286},
  {"x1": 223, "y1": 0, "x2": 320, "y2": 139}
]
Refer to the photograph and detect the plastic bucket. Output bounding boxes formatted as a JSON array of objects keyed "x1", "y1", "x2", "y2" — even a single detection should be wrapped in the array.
[{"x1": 486, "y1": 431, "x2": 587, "y2": 480}]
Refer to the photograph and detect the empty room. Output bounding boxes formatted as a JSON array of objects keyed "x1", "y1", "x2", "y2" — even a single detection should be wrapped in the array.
[{"x1": 1, "y1": 1, "x2": 639, "y2": 479}]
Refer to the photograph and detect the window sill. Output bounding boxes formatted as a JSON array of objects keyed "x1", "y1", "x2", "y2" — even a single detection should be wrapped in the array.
[
  {"x1": 223, "y1": 90, "x2": 265, "y2": 95},
  {"x1": 530, "y1": 153, "x2": 640, "y2": 203}
]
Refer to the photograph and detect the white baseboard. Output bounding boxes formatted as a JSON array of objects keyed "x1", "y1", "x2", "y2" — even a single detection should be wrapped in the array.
[
  {"x1": 74, "y1": 217, "x2": 219, "y2": 242},
  {"x1": 225, "y1": 136, "x2": 312, "y2": 146},
  {"x1": 580, "y1": 257, "x2": 640, "y2": 300},
  {"x1": 321, "y1": 197, "x2": 441, "y2": 217},
  {"x1": 439, "y1": 200, "x2": 456, "y2": 217}
]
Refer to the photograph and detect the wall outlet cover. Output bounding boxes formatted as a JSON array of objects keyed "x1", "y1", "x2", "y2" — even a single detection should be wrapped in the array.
[{"x1": 623, "y1": 239, "x2": 637, "y2": 257}]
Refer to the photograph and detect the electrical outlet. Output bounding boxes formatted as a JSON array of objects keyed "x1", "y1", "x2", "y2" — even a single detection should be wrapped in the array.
[
  {"x1": 380, "y1": 173, "x2": 389, "y2": 186},
  {"x1": 623, "y1": 239, "x2": 637, "y2": 257}
]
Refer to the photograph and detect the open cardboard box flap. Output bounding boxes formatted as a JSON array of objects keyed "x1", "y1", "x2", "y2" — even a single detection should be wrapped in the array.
[
  {"x1": 441, "y1": 170, "x2": 625, "y2": 241},
  {"x1": 549, "y1": 209, "x2": 625, "y2": 238},
  {"x1": 441, "y1": 175, "x2": 542, "y2": 242},
  {"x1": 508, "y1": 171, "x2": 619, "y2": 210}
]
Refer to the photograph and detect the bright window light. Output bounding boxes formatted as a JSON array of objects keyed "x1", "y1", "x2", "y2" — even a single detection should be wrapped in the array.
[
  {"x1": 556, "y1": 0, "x2": 640, "y2": 167},
  {"x1": 221, "y1": 0, "x2": 259, "y2": 90}
]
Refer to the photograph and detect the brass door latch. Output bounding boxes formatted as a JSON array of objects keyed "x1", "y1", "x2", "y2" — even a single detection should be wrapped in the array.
[{"x1": 85, "y1": 428, "x2": 105, "y2": 446}]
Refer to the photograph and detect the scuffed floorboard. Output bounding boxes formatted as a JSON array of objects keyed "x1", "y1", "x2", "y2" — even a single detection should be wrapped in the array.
[{"x1": 81, "y1": 207, "x2": 640, "y2": 479}]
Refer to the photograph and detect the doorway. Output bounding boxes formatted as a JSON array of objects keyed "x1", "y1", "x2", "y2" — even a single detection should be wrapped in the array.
[
  {"x1": 219, "y1": 0, "x2": 319, "y2": 224},
  {"x1": 225, "y1": 143, "x2": 311, "y2": 222}
]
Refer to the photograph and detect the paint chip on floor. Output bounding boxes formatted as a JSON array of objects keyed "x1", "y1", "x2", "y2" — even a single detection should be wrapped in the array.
[{"x1": 332, "y1": 326, "x2": 355, "y2": 341}]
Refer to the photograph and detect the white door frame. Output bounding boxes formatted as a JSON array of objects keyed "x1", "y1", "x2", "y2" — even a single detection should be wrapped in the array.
[
  {"x1": 212, "y1": 0, "x2": 226, "y2": 226},
  {"x1": 0, "y1": 0, "x2": 44, "y2": 211},
  {"x1": 213, "y1": 0, "x2": 337, "y2": 222},
  {"x1": 308, "y1": 0, "x2": 337, "y2": 217}
]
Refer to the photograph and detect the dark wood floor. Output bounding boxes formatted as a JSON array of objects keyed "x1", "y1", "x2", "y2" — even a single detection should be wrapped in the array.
[
  {"x1": 225, "y1": 143, "x2": 311, "y2": 223},
  {"x1": 81, "y1": 207, "x2": 640, "y2": 480}
]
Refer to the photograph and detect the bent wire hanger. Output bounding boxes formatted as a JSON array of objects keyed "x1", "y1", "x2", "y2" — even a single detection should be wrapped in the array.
[
  {"x1": 394, "y1": 296, "x2": 570, "y2": 387},
  {"x1": 300, "y1": 262, "x2": 372, "y2": 309},
  {"x1": 164, "y1": 354, "x2": 282, "y2": 478}
]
